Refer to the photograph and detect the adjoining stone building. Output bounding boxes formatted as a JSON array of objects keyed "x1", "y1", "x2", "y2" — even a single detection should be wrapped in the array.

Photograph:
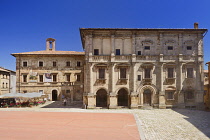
[
  {"x1": 11, "y1": 38, "x2": 84, "y2": 101},
  {"x1": 0, "y1": 67, "x2": 16, "y2": 95},
  {"x1": 204, "y1": 65, "x2": 210, "y2": 109},
  {"x1": 80, "y1": 23, "x2": 207, "y2": 109}
]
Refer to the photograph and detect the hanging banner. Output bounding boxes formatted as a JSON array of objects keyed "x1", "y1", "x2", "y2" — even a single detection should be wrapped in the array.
[
  {"x1": 29, "y1": 70, "x2": 37, "y2": 82},
  {"x1": 44, "y1": 73, "x2": 52, "y2": 82}
]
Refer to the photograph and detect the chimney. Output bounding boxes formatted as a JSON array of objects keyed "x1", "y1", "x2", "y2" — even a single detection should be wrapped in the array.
[
  {"x1": 194, "y1": 22, "x2": 198, "y2": 29},
  {"x1": 46, "y1": 38, "x2": 56, "y2": 51}
]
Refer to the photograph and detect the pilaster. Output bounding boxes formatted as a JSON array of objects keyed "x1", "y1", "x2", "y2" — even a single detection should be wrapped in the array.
[{"x1": 109, "y1": 92, "x2": 117, "y2": 109}]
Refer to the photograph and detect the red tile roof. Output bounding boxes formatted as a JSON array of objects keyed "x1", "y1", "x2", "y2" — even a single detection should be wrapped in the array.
[{"x1": 11, "y1": 50, "x2": 85, "y2": 56}]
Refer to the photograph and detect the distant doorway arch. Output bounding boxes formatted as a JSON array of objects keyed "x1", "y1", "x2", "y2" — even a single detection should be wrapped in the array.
[
  {"x1": 96, "y1": 89, "x2": 107, "y2": 107},
  {"x1": 118, "y1": 88, "x2": 128, "y2": 106},
  {"x1": 52, "y1": 90, "x2": 58, "y2": 101},
  {"x1": 143, "y1": 89, "x2": 151, "y2": 105}
]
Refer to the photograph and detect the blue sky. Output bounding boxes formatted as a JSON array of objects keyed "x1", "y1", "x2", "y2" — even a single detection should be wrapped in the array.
[{"x1": 0, "y1": 0, "x2": 210, "y2": 71}]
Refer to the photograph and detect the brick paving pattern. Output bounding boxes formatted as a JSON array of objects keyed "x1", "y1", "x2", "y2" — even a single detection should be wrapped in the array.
[{"x1": 0, "y1": 102, "x2": 210, "y2": 140}]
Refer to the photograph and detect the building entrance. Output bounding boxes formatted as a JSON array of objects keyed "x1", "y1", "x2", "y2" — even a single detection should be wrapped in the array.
[
  {"x1": 96, "y1": 89, "x2": 107, "y2": 107},
  {"x1": 143, "y1": 89, "x2": 151, "y2": 105},
  {"x1": 118, "y1": 88, "x2": 128, "y2": 106},
  {"x1": 52, "y1": 90, "x2": 58, "y2": 101}
]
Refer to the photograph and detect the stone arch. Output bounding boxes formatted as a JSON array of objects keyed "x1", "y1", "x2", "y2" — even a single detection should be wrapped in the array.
[
  {"x1": 117, "y1": 88, "x2": 129, "y2": 106},
  {"x1": 96, "y1": 88, "x2": 108, "y2": 107},
  {"x1": 138, "y1": 85, "x2": 157, "y2": 106}
]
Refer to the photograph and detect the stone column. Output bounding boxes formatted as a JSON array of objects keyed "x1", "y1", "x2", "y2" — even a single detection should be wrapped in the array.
[
  {"x1": 87, "y1": 94, "x2": 96, "y2": 109},
  {"x1": 89, "y1": 35, "x2": 93, "y2": 55},
  {"x1": 159, "y1": 63, "x2": 166, "y2": 109},
  {"x1": 130, "y1": 63, "x2": 138, "y2": 108},
  {"x1": 101, "y1": 37, "x2": 103, "y2": 55},
  {"x1": 109, "y1": 64, "x2": 117, "y2": 108},
  {"x1": 111, "y1": 35, "x2": 115, "y2": 54},
  {"x1": 178, "y1": 62, "x2": 185, "y2": 108},
  {"x1": 109, "y1": 93, "x2": 117, "y2": 109},
  {"x1": 196, "y1": 62, "x2": 204, "y2": 109},
  {"x1": 132, "y1": 34, "x2": 136, "y2": 54}
]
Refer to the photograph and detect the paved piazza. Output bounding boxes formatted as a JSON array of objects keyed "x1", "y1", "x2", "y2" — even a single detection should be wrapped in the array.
[{"x1": 0, "y1": 105, "x2": 210, "y2": 140}]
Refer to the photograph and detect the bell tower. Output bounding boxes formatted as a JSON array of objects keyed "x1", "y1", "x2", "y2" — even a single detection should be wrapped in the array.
[{"x1": 46, "y1": 38, "x2": 56, "y2": 51}]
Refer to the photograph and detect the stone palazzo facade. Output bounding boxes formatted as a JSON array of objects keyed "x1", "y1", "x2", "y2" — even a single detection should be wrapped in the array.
[
  {"x1": 12, "y1": 38, "x2": 84, "y2": 102},
  {"x1": 80, "y1": 25, "x2": 207, "y2": 109}
]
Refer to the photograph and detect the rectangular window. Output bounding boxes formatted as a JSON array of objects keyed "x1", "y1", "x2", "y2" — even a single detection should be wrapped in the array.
[
  {"x1": 168, "y1": 68, "x2": 174, "y2": 78},
  {"x1": 144, "y1": 46, "x2": 150, "y2": 50},
  {"x1": 66, "y1": 74, "x2": 70, "y2": 82},
  {"x1": 23, "y1": 61, "x2": 27, "y2": 67},
  {"x1": 168, "y1": 46, "x2": 173, "y2": 50},
  {"x1": 187, "y1": 68, "x2": 193, "y2": 78},
  {"x1": 66, "y1": 90, "x2": 70, "y2": 94},
  {"x1": 99, "y1": 68, "x2": 105, "y2": 79},
  {"x1": 116, "y1": 49, "x2": 120, "y2": 55},
  {"x1": 39, "y1": 61, "x2": 43, "y2": 67},
  {"x1": 138, "y1": 75, "x2": 141, "y2": 81},
  {"x1": 77, "y1": 74, "x2": 81, "y2": 81},
  {"x1": 145, "y1": 68, "x2": 151, "y2": 79},
  {"x1": 39, "y1": 75, "x2": 43, "y2": 82},
  {"x1": 52, "y1": 74, "x2": 57, "y2": 82},
  {"x1": 23, "y1": 75, "x2": 27, "y2": 82},
  {"x1": 167, "y1": 92, "x2": 174, "y2": 100},
  {"x1": 120, "y1": 68, "x2": 126, "y2": 79},
  {"x1": 66, "y1": 61, "x2": 70, "y2": 67},
  {"x1": 137, "y1": 51, "x2": 141, "y2": 55},
  {"x1": 53, "y1": 61, "x2": 56, "y2": 67},
  {"x1": 187, "y1": 46, "x2": 192, "y2": 50},
  {"x1": 39, "y1": 90, "x2": 43, "y2": 94},
  {"x1": 94, "y1": 49, "x2": 99, "y2": 55},
  {"x1": 77, "y1": 61, "x2": 81, "y2": 67}
]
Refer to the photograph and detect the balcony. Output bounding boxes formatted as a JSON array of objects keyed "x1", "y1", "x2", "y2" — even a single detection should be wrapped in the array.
[
  {"x1": 142, "y1": 78, "x2": 152, "y2": 85},
  {"x1": 166, "y1": 78, "x2": 175, "y2": 84}
]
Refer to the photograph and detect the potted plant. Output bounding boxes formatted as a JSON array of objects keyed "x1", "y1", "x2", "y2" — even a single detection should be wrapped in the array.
[
  {"x1": 4, "y1": 103, "x2": 9, "y2": 108},
  {"x1": 29, "y1": 102, "x2": 34, "y2": 107},
  {"x1": 16, "y1": 103, "x2": 21, "y2": 108}
]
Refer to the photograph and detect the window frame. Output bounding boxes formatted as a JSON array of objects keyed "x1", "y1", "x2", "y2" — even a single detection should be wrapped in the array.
[
  {"x1": 53, "y1": 61, "x2": 57, "y2": 67},
  {"x1": 77, "y1": 61, "x2": 81, "y2": 67},
  {"x1": 167, "y1": 46, "x2": 173, "y2": 50},
  {"x1": 94, "y1": 49, "x2": 99, "y2": 55},
  {"x1": 66, "y1": 61, "x2": 71, "y2": 67},
  {"x1": 167, "y1": 68, "x2": 174, "y2": 78},
  {"x1": 120, "y1": 68, "x2": 126, "y2": 79},
  {"x1": 116, "y1": 49, "x2": 121, "y2": 55},
  {"x1": 38, "y1": 61, "x2": 44, "y2": 67},
  {"x1": 144, "y1": 46, "x2": 150, "y2": 50},
  {"x1": 39, "y1": 75, "x2": 43, "y2": 82},
  {"x1": 23, "y1": 61, "x2": 28, "y2": 67},
  {"x1": 99, "y1": 68, "x2": 105, "y2": 79},
  {"x1": 23, "y1": 74, "x2": 27, "y2": 82},
  {"x1": 187, "y1": 46, "x2": 192, "y2": 50},
  {"x1": 144, "y1": 68, "x2": 151, "y2": 79},
  {"x1": 166, "y1": 91, "x2": 174, "y2": 100},
  {"x1": 187, "y1": 68, "x2": 193, "y2": 78}
]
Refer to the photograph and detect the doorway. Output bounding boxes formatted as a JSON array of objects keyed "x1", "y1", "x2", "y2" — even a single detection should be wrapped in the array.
[
  {"x1": 118, "y1": 88, "x2": 128, "y2": 106},
  {"x1": 96, "y1": 89, "x2": 107, "y2": 107},
  {"x1": 143, "y1": 89, "x2": 151, "y2": 105},
  {"x1": 52, "y1": 90, "x2": 58, "y2": 101}
]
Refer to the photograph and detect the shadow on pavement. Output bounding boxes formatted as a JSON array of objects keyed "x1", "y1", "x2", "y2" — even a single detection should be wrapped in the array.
[
  {"x1": 41, "y1": 101, "x2": 83, "y2": 109},
  {"x1": 173, "y1": 108, "x2": 210, "y2": 138}
]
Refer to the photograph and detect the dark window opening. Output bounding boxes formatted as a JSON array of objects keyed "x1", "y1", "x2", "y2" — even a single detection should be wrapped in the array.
[
  {"x1": 77, "y1": 61, "x2": 81, "y2": 67},
  {"x1": 23, "y1": 62, "x2": 27, "y2": 67},
  {"x1": 66, "y1": 74, "x2": 70, "y2": 82},
  {"x1": 99, "y1": 68, "x2": 105, "y2": 79},
  {"x1": 116, "y1": 49, "x2": 120, "y2": 55},
  {"x1": 144, "y1": 46, "x2": 150, "y2": 50},
  {"x1": 187, "y1": 68, "x2": 193, "y2": 78},
  {"x1": 137, "y1": 51, "x2": 141, "y2": 55},
  {"x1": 23, "y1": 75, "x2": 27, "y2": 82},
  {"x1": 167, "y1": 92, "x2": 174, "y2": 99},
  {"x1": 39, "y1": 61, "x2": 43, "y2": 67},
  {"x1": 66, "y1": 90, "x2": 70, "y2": 94},
  {"x1": 120, "y1": 68, "x2": 126, "y2": 79},
  {"x1": 138, "y1": 75, "x2": 141, "y2": 81},
  {"x1": 77, "y1": 75, "x2": 81, "y2": 81},
  {"x1": 53, "y1": 61, "x2": 56, "y2": 67},
  {"x1": 186, "y1": 91, "x2": 194, "y2": 100},
  {"x1": 94, "y1": 49, "x2": 99, "y2": 55},
  {"x1": 168, "y1": 68, "x2": 174, "y2": 78},
  {"x1": 145, "y1": 68, "x2": 151, "y2": 79},
  {"x1": 66, "y1": 61, "x2": 70, "y2": 67},
  {"x1": 52, "y1": 75, "x2": 57, "y2": 82},
  {"x1": 39, "y1": 75, "x2": 43, "y2": 82},
  {"x1": 168, "y1": 46, "x2": 173, "y2": 50},
  {"x1": 187, "y1": 46, "x2": 192, "y2": 50}
]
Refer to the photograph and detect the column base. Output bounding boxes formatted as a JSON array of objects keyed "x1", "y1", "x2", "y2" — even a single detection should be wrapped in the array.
[
  {"x1": 87, "y1": 105, "x2": 96, "y2": 109},
  {"x1": 159, "y1": 104, "x2": 166, "y2": 109},
  {"x1": 109, "y1": 105, "x2": 118, "y2": 109},
  {"x1": 130, "y1": 104, "x2": 138, "y2": 109}
]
